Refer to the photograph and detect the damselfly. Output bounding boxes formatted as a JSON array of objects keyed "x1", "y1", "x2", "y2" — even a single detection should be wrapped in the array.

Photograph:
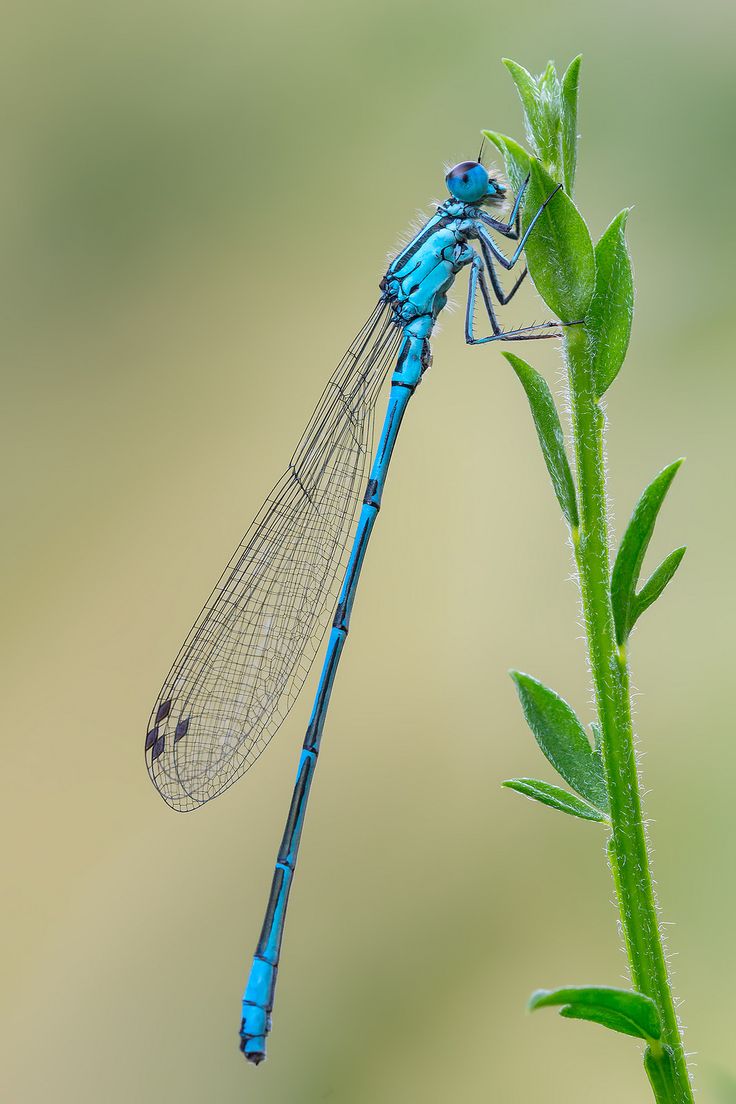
[{"x1": 145, "y1": 157, "x2": 567, "y2": 1063}]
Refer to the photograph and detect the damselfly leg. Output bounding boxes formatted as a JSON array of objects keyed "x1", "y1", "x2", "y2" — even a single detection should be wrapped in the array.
[
  {"x1": 479, "y1": 238, "x2": 528, "y2": 305},
  {"x1": 465, "y1": 253, "x2": 562, "y2": 344},
  {"x1": 476, "y1": 173, "x2": 530, "y2": 240}
]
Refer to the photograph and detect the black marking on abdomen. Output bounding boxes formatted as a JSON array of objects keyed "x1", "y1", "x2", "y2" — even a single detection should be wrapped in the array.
[
  {"x1": 332, "y1": 601, "x2": 347, "y2": 630},
  {"x1": 277, "y1": 754, "x2": 313, "y2": 866},
  {"x1": 256, "y1": 866, "x2": 285, "y2": 958},
  {"x1": 363, "y1": 478, "x2": 379, "y2": 507}
]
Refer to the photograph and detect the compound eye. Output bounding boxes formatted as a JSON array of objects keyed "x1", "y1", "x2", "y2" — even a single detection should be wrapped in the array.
[{"x1": 445, "y1": 161, "x2": 490, "y2": 204}]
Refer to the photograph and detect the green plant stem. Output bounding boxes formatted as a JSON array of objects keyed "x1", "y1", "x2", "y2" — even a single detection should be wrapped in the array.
[{"x1": 564, "y1": 324, "x2": 694, "y2": 1104}]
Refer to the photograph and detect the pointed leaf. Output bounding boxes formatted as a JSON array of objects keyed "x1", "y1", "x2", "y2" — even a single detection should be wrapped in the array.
[
  {"x1": 538, "y1": 60, "x2": 559, "y2": 93},
  {"x1": 482, "y1": 130, "x2": 531, "y2": 197},
  {"x1": 503, "y1": 352, "x2": 579, "y2": 528},
  {"x1": 611, "y1": 460, "x2": 684, "y2": 644},
  {"x1": 631, "y1": 547, "x2": 686, "y2": 632},
  {"x1": 522, "y1": 159, "x2": 595, "y2": 323},
  {"x1": 502, "y1": 59, "x2": 547, "y2": 154},
  {"x1": 529, "y1": 986, "x2": 662, "y2": 1043},
  {"x1": 587, "y1": 209, "x2": 634, "y2": 397},
  {"x1": 561, "y1": 55, "x2": 581, "y2": 196},
  {"x1": 535, "y1": 62, "x2": 563, "y2": 179},
  {"x1": 502, "y1": 58, "x2": 564, "y2": 181},
  {"x1": 510, "y1": 672, "x2": 608, "y2": 811},
  {"x1": 503, "y1": 778, "x2": 606, "y2": 822}
]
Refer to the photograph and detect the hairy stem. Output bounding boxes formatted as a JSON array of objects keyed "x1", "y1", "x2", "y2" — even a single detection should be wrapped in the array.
[{"x1": 564, "y1": 323, "x2": 693, "y2": 1104}]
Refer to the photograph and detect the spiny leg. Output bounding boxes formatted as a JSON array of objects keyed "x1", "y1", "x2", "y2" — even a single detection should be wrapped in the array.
[
  {"x1": 465, "y1": 254, "x2": 562, "y2": 344},
  {"x1": 476, "y1": 173, "x2": 530, "y2": 240},
  {"x1": 478, "y1": 236, "x2": 527, "y2": 304},
  {"x1": 477, "y1": 183, "x2": 562, "y2": 271},
  {"x1": 485, "y1": 173, "x2": 529, "y2": 238}
]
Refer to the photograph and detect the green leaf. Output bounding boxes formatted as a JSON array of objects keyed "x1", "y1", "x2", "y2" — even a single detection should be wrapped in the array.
[
  {"x1": 611, "y1": 460, "x2": 684, "y2": 644},
  {"x1": 631, "y1": 547, "x2": 686, "y2": 631},
  {"x1": 587, "y1": 209, "x2": 634, "y2": 397},
  {"x1": 560, "y1": 55, "x2": 581, "y2": 196},
  {"x1": 560, "y1": 1004, "x2": 653, "y2": 1040},
  {"x1": 510, "y1": 672, "x2": 608, "y2": 811},
  {"x1": 482, "y1": 130, "x2": 530, "y2": 197},
  {"x1": 502, "y1": 58, "x2": 539, "y2": 117},
  {"x1": 503, "y1": 778, "x2": 606, "y2": 822},
  {"x1": 502, "y1": 58, "x2": 563, "y2": 181},
  {"x1": 529, "y1": 986, "x2": 662, "y2": 1044},
  {"x1": 503, "y1": 352, "x2": 579, "y2": 528},
  {"x1": 502, "y1": 59, "x2": 547, "y2": 154},
  {"x1": 523, "y1": 159, "x2": 595, "y2": 323}
]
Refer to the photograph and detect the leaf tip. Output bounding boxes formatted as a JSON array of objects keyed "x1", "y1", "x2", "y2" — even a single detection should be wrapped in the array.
[
  {"x1": 501, "y1": 349, "x2": 524, "y2": 375},
  {"x1": 662, "y1": 457, "x2": 685, "y2": 487},
  {"x1": 528, "y1": 989, "x2": 550, "y2": 1012}
]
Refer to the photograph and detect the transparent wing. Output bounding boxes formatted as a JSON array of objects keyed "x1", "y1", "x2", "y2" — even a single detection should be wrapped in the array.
[{"x1": 146, "y1": 301, "x2": 402, "y2": 811}]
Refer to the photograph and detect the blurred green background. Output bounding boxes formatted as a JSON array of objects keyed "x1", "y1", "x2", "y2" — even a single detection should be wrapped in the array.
[{"x1": 2, "y1": 1, "x2": 734, "y2": 1101}]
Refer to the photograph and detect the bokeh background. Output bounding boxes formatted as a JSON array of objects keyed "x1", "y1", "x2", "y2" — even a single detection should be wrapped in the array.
[{"x1": 2, "y1": 1, "x2": 735, "y2": 1101}]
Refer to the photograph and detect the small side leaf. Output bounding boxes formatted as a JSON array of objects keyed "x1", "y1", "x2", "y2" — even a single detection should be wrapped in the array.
[
  {"x1": 611, "y1": 460, "x2": 684, "y2": 644},
  {"x1": 560, "y1": 55, "x2": 581, "y2": 196},
  {"x1": 529, "y1": 986, "x2": 662, "y2": 1044},
  {"x1": 503, "y1": 778, "x2": 606, "y2": 822},
  {"x1": 587, "y1": 209, "x2": 634, "y2": 397},
  {"x1": 510, "y1": 672, "x2": 608, "y2": 812},
  {"x1": 482, "y1": 130, "x2": 531, "y2": 197},
  {"x1": 560, "y1": 1005, "x2": 652, "y2": 1040},
  {"x1": 523, "y1": 159, "x2": 596, "y2": 323},
  {"x1": 631, "y1": 547, "x2": 686, "y2": 632},
  {"x1": 503, "y1": 352, "x2": 579, "y2": 528}
]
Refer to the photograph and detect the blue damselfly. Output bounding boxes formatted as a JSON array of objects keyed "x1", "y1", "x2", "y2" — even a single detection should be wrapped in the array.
[{"x1": 146, "y1": 158, "x2": 566, "y2": 1063}]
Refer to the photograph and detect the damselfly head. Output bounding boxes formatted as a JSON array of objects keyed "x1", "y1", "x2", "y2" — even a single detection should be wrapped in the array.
[
  {"x1": 483, "y1": 171, "x2": 507, "y2": 208},
  {"x1": 445, "y1": 161, "x2": 506, "y2": 207}
]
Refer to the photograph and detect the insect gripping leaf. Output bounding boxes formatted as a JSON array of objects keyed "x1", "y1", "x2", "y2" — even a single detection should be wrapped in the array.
[
  {"x1": 502, "y1": 778, "x2": 606, "y2": 822},
  {"x1": 529, "y1": 986, "x2": 663, "y2": 1044},
  {"x1": 503, "y1": 352, "x2": 579, "y2": 528},
  {"x1": 587, "y1": 210, "x2": 634, "y2": 398},
  {"x1": 510, "y1": 672, "x2": 608, "y2": 812},
  {"x1": 611, "y1": 460, "x2": 685, "y2": 644},
  {"x1": 523, "y1": 159, "x2": 595, "y2": 323}
]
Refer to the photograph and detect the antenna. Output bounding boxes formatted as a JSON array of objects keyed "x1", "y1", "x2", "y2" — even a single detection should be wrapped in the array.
[{"x1": 477, "y1": 133, "x2": 487, "y2": 165}]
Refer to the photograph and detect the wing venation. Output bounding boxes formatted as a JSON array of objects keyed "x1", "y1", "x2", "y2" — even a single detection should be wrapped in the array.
[{"x1": 146, "y1": 302, "x2": 401, "y2": 810}]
